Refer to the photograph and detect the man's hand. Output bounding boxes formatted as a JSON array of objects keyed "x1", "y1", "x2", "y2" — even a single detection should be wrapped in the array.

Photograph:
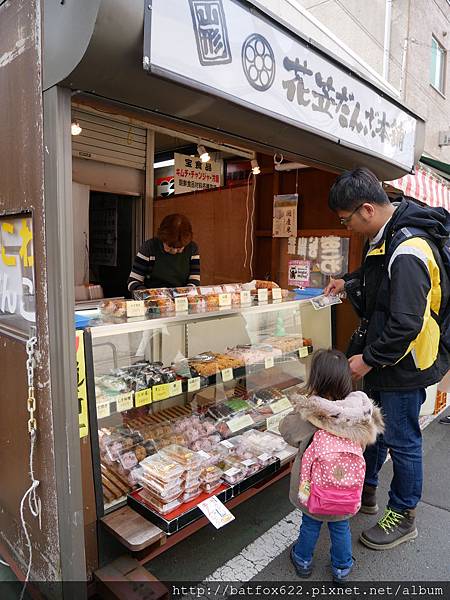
[
  {"x1": 324, "y1": 278, "x2": 345, "y2": 296},
  {"x1": 348, "y1": 354, "x2": 372, "y2": 381}
]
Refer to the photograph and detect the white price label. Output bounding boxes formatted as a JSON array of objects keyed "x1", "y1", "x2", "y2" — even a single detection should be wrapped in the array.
[
  {"x1": 221, "y1": 368, "x2": 234, "y2": 382},
  {"x1": 227, "y1": 414, "x2": 254, "y2": 433},
  {"x1": 272, "y1": 288, "x2": 282, "y2": 300},
  {"x1": 224, "y1": 467, "x2": 241, "y2": 477},
  {"x1": 116, "y1": 392, "x2": 134, "y2": 412},
  {"x1": 270, "y1": 397, "x2": 292, "y2": 414},
  {"x1": 219, "y1": 293, "x2": 231, "y2": 307},
  {"x1": 198, "y1": 496, "x2": 235, "y2": 529},
  {"x1": 257, "y1": 288, "x2": 268, "y2": 302},
  {"x1": 126, "y1": 300, "x2": 146, "y2": 318},
  {"x1": 188, "y1": 377, "x2": 201, "y2": 392},
  {"x1": 258, "y1": 453, "x2": 272, "y2": 462},
  {"x1": 266, "y1": 407, "x2": 294, "y2": 433},
  {"x1": 220, "y1": 440, "x2": 234, "y2": 449},
  {"x1": 240, "y1": 290, "x2": 251, "y2": 304},
  {"x1": 169, "y1": 380, "x2": 183, "y2": 397},
  {"x1": 298, "y1": 346, "x2": 309, "y2": 358},
  {"x1": 264, "y1": 356, "x2": 274, "y2": 369},
  {"x1": 175, "y1": 297, "x2": 188, "y2": 312},
  {"x1": 97, "y1": 401, "x2": 111, "y2": 419},
  {"x1": 197, "y1": 450, "x2": 211, "y2": 460},
  {"x1": 242, "y1": 458, "x2": 257, "y2": 467}
]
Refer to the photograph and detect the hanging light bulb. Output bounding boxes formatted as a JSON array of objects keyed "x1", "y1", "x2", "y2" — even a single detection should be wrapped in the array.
[
  {"x1": 251, "y1": 159, "x2": 260, "y2": 175},
  {"x1": 71, "y1": 121, "x2": 82, "y2": 136},
  {"x1": 197, "y1": 144, "x2": 210, "y2": 163}
]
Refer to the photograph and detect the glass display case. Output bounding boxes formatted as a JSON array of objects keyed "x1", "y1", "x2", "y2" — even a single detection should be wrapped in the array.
[{"x1": 83, "y1": 296, "x2": 331, "y2": 528}]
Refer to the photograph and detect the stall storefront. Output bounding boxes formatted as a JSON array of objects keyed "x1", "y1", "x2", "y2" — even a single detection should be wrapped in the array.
[{"x1": 0, "y1": 1, "x2": 426, "y2": 598}]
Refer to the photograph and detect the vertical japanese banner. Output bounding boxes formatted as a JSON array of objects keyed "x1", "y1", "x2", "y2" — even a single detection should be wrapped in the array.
[
  {"x1": 273, "y1": 194, "x2": 298, "y2": 237},
  {"x1": 76, "y1": 330, "x2": 89, "y2": 439},
  {"x1": 174, "y1": 153, "x2": 223, "y2": 194}
]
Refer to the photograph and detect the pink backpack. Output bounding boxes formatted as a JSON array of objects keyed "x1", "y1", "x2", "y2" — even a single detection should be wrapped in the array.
[{"x1": 299, "y1": 429, "x2": 366, "y2": 516}]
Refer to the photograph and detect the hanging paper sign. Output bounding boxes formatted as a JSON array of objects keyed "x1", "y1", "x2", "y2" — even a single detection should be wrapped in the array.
[
  {"x1": 76, "y1": 331, "x2": 89, "y2": 439},
  {"x1": 273, "y1": 194, "x2": 298, "y2": 238},
  {"x1": 288, "y1": 259, "x2": 311, "y2": 286},
  {"x1": 174, "y1": 153, "x2": 222, "y2": 195}
]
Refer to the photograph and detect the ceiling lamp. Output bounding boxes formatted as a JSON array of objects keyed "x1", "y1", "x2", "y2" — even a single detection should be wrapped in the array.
[
  {"x1": 251, "y1": 159, "x2": 260, "y2": 175},
  {"x1": 71, "y1": 121, "x2": 82, "y2": 136},
  {"x1": 197, "y1": 144, "x2": 210, "y2": 163}
]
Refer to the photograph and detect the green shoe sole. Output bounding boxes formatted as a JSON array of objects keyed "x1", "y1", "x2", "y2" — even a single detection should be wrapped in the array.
[{"x1": 359, "y1": 528, "x2": 418, "y2": 550}]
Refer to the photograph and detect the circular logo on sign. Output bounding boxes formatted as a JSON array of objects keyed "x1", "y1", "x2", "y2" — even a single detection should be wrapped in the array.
[{"x1": 241, "y1": 33, "x2": 275, "y2": 92}]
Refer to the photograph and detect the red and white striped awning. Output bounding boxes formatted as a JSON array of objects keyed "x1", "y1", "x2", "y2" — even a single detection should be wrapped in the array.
[{"x1": 387, "y1": 163, "x2": 450, "y2": 211}]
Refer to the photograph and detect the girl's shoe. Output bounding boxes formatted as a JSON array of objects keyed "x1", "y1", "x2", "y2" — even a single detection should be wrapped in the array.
[
  {"x1": 290, "y1": 546, "x2": 313, "y2": 578},
  {"x1": 332, "y1": 562, "x2": 353, "y2": 583}
]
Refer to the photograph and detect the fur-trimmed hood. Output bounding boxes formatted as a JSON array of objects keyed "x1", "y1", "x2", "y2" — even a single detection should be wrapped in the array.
[{"x1": 291, "y1": 391, "x2": 384, "y2": 447}]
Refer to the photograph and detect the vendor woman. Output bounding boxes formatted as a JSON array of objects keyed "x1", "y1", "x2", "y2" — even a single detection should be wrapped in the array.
[{"x1": 127, "y1": 213, "x2": 200, "y2": 293}]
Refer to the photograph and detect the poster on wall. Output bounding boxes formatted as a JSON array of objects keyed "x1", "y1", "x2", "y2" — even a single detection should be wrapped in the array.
[
  {"x1": 174, "y1": 153, "x2": 222, "y2": 194},
  {"x1": 76, "y1": 330, "x2": 89, "y2": 439},
  {"x1": 273, "y1": 194, "x2": 298, "y2": 237},
  {"x1": 289, "y1": 236, "x2": 349, "y2": 288},
  {"x1": 156, "y1": 176, "x2": 175, "y2": 198},
  {"x1": 288, "y1": 259, "x2": 311, "y2": 286},
  {"x1": 0, "y1": 214, "x2": 35, "y2": 333}
]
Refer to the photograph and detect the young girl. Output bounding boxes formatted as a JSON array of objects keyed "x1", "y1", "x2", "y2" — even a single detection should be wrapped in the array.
[{"x1": 280, "y1": 349, "x2": 383, "y2": 582}]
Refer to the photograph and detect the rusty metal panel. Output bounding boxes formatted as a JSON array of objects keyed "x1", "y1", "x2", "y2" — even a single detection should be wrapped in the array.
[{"x1": 0, "y1": 0, "x2": 62, "y2": 585}]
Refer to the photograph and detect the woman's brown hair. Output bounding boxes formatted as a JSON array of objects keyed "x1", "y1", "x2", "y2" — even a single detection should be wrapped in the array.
[
  {"x1": 306, "y1": 348, "x2": 352, "y2": 401},
  {"x1": 157, "y1": 214, "x2": 193, "y2": 248}
]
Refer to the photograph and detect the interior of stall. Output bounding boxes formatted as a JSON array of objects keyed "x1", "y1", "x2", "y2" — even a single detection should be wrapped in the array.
[{"x1": 71, "y1": 101, "x2": 365, "y2": 575}]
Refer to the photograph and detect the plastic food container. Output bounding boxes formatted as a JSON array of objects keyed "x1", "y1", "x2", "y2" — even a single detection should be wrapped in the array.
[
  {"x1": 139, "y1": 474, "x2": 184, "y2": 498},
  {"x1": 99, "y1": 299, "x2": 127, "y2": 318},
  {"x1": 182, "y1": 487, "x2": 202, "y2": 503},
  {"x1": 139, "y1": 490, "x2": 182, "y2": 514},
  {"x1": 201, "y1": 465, "x2": 223, "y2": 483},
  {"x1": 160, "y1": 444, "x2": 204, "y2": 469},
  {"x1": 201, "y1": 480, "x2": 222, "y2": 494},
  {"x1": 222, "y1": 465, "x2": 245, "y2": 484},
  {"x1": 139, "y1": 454, "x2": 185, "y2": 482}
]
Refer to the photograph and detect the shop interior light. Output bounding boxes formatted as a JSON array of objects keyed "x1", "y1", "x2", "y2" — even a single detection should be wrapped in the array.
[
  {"x1": 71, "y1": 121, "x2": 82, "y2": 136},
  {"x1": 251, "y1": 159, "x2": 260, "y2": 175},
  {"x1": 197, "y1": 145, "x2": 210, "y2": 163},
  {"x1": 154, "y1": 158, "x2": 175, "y2": 169}
]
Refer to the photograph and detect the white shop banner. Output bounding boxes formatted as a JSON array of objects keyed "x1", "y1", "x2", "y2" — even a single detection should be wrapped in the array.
[
  {"x1": 174, "y1": 153, "x2": 222, "y2": 194},
  {"x1": 146, "y1": 0, "x2": 417, "y2": 170}
]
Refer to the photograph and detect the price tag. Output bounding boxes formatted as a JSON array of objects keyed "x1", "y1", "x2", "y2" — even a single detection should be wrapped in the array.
[
  {"x1": 220, "y1": 440, "x2": 234, "y2": 449},
  {"x1": 258, "y1": 453, "x2": 272, "y2": 463},
  {"x1": 240, "y1": 290, "x2": 251, "y2": 304},
  {"x1": 298, "y1": 346, "x2": 309, "y2": 358},
  {"x1": 188, "y1": 377, "x2": 201, "y2": 392},
  {"x1": 242, "y1": 458, "x2": 257, "y2": 467},
  {"x1": 227, "y1": 414, "x2": 254, "y2": 433},
  {"x1": 175, "y1": 297, "x2": 188, "y2": 312},
  {"x1": 224, "y1": 467, "x2": 241, "y2": 477},
  {"x1": 198, "y1": 496, "x2": 235, "y2": 529},
  {"x1": 152, "y1": 383, "x2": 170, "y2": 402},
  {"x1": 272, "y1": 288, "x2": 282, "y2": 300},
  {"x1": 264, "y1": 356, "x2": 274, "y2": 369},
  {"x1": 221, "y1": 368, "x2": 234, "y2": 382},
  {"x1": 126, "y1": 300, "x2": 146, "y2": 318},
  {"x1": 266, "y1": 407, "x2": 294, "y2": 433},
  {"x1": 135, "y1": 388, "x2": 152, "y2": 407},
  {"x1": 169, "y1": 380, "x2": 183, "y2": 397},
  {"x1": 97, "y1": 401, "x2": 111, "y2": 419},
  {"x1": 270, "y1": 397, "x2": 292, "y2": 414},
  {"x1": 116, "y1": 392, "x2": 134, "y2": 412},
  {"x1": 197, "y1": 450, "x2": 211, "y2": 460},
  {"x1": 219, "y1": 293, "x2": 231, "y2": 307},
  {"x1": 257, "y1": 288, "x2": 268, "y2": 302}
]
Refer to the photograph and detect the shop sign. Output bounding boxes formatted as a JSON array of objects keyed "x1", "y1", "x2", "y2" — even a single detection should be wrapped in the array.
[
  {"x1": 273, "y1": 194, "x2": 298, "y2": 238},
  {"x1": 288, "y1": 259, "x2": 311, "y2": 286},
  {"x1": 174, "y1": 153, "x2": 222, "y2": 194},
  {"x1": 0, "y1": 215, "x2": 35, "y2": 333},
  {"x1": 290, "y1": 236, "x2": 349, "y2": 288},
  {"x1": 146, "y1": 0, "x2": 417, "y2": 170},
  {"x1": 76, "y1": 331, "x2": 89, "y2": 439}
]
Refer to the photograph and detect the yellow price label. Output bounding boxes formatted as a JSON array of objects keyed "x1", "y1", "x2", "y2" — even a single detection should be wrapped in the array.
[
  {"x1": 135, "y1": 388, "x2": 152, "y2": 407},
  {"x1": 97, "y1": 402, "x2": 111, "y2": 419},
  {"x1": 298, "y1": 346, "x2": 309, "y2": 358},
  {"x1": 169, "y1": 380, "x2": 183, "y2": 397},
  {"x1": 188, "y1": 377, "x2": 201, "y2": 392},
  {"x1": 152, "y1": 383, "x2": 170, "y2": 402},
  {"x1": 116, "y1": 392, "x2": 134, "y2": 412},
  {"x1": 221, "y1": 368, "x2": 234, "y2": 382}
]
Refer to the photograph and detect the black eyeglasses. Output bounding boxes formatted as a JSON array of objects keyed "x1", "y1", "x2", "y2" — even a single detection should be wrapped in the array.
[{"x1": 339, "y1": 203, "x2": 364, "y2": 226}]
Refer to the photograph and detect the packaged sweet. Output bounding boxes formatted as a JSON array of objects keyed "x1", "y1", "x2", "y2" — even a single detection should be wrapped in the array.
[
  {"x1": 201, "y1": 465, "x2": 223, "y2": 483},
  {"x1": 201, "y1": 480, "x2": 222, "y2": 494},
  {"x1": 172, "y1": 287, "x2": 198, "y2": 298},
  {"x1": 99, "y1": 299, "x2": 127, "y2": 318},
  {"x1": 139, "y1": 454, "x2": 185, "y2": 482},
  {"x1": 128, "y1": 465, "x2": 144, "y2": 486},
  {"x1": 139, "y1": 474, "x2": 184, "y2": 499},
  {"x1": 182, "y1": 488, "x2": 202, "y2": 503},
  {"x1": 160, "y1": 444, "x2": 204, "y2": 469},
  {"x1": 222, "y1": 465, "x2": 245, "y2": 485},
  {"x1": 139, "y1": 489, "x2": 182, "y2": 514},
  {"x1": 133, "y1": 288, "x2": 171, "y2": 301}
]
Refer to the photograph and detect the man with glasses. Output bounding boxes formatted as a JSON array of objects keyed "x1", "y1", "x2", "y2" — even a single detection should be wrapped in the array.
[{"x1": 324, "y1": 167, "x2": 450, "y2": 552}]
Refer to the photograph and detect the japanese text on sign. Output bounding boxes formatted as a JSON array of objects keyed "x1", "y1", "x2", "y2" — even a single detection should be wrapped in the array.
[{"x1": 174, "y1": 153, "x2": 222, "y2": 195}]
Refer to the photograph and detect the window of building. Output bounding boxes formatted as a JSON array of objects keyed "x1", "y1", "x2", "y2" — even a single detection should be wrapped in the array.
[{"x1": 430, "y1": 36, "x2": 446, "y2": 95}]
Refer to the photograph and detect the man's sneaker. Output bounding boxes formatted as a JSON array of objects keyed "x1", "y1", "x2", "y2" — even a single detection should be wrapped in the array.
[
  {"x1": 439, "y1": 414, "x2": 450, "y2": 424},
  {"x1": 290, "y1": 546, "x2": 313, "y2": 578},
  {"x1": 360, "y1": 483, "x2": 378, "y2": 514},
  {"x1": 359, "y1": 507, "x2": 418, "y2": 550},
  {"x1": 332, "y1": 563, "x2": 353, "y2": 583}
]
